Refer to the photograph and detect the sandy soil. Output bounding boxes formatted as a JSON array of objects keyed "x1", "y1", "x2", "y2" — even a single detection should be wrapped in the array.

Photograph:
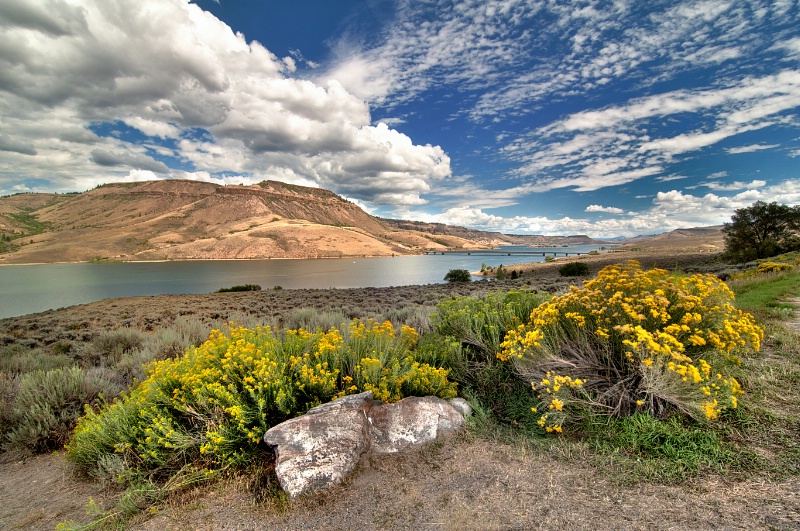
[{"x1": 5, "y1": 234, "x2": 794, "y2": 531}]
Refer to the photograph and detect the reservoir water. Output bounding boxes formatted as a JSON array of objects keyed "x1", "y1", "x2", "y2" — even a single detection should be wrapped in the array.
[{"x1": 0, "y1": 245, "x2": 605, "y2": 319}]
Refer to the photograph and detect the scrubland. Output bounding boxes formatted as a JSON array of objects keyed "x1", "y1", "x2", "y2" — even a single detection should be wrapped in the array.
[{"x1": 1, "y1": 244, "x2": 799, "y2": 530}]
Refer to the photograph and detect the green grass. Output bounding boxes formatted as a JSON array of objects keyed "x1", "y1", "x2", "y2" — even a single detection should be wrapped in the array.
[
  {"x1": 584, "y1": 413, "x2": 758, "y2": 484},
  {"x1": 729, "y1": 269, "x2": 800, "y2": 320},
  {"x1": 7, "y1": 211, "x2": 53, "y2": 237}
]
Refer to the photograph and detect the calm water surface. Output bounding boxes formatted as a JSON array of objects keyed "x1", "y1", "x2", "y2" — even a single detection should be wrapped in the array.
[{"x1": 0, "y1": 245, "x2": 605, "y2": 318}]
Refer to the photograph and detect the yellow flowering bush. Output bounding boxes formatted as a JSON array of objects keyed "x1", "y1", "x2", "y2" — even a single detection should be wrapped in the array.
[
  {"x1": 755, "y1": 261, "x2": 795, "y2": 274},
  {"x1": 67, "y1": 320, "x2": 456, "y2": 476},
  {"x1": 500, "y1": 261, "x2": 763, "y2": 431}
]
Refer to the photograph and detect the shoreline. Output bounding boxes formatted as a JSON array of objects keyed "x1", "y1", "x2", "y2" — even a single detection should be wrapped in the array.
[{"x1": 0, "y1": 244, "x2": 611, "y2": 267}]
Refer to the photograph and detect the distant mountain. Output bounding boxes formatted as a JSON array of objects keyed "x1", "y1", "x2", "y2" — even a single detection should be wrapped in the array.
[
  {"x1": 379, "y1": 218, "x2": 603, "y2": 246},
  {"x1": 0, "y1": 180, "x2": 488, "y2": 263},
  {"x1": 614, "y1": 226, "x2": 724, "y2": 244}
]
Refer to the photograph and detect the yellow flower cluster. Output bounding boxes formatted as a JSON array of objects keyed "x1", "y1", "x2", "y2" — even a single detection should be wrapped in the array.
[
  {"x1": 347, "y1": 355, "x2": 455, "y2": 402},
  {"x1": 499, "y1": 261, "x2": 763, "y2": 423},
  {"x1": 755, "y1": 261, "x2": 795, "y2": 274},
  {"x1": 531, "y1": 372, "x2": 585, "y2": 433},
  {"x1": 498, "y1": 326, "x2": 542, "y2": 361}
]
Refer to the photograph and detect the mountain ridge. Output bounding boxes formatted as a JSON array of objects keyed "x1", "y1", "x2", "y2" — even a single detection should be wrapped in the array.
[
  {"x1": 0, "y1": 179, "x2": 538, "y2": 263},
  {"x1": 0, "y1": 179, "x2": 683, "y2": 264}
]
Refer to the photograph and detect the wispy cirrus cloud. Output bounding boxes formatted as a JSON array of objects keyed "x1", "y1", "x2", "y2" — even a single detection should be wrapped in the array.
[
  {"x1": 726, "y1": 144, "x2": 780, "y2": 154},
  {"x1": 327, "y1": 0, "x2": 798, "y2": 122},
  {"x1": 693, "y1": 180, "x2": 767, "y2": 192},
  {"x1": 501, "y1": 70, "x2": 800, "y2": 194}
]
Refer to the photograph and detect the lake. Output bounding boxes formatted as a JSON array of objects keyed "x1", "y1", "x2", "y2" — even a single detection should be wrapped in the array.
[{"x1": 0, "y1": 245, "x2": 606, "y2": 319}]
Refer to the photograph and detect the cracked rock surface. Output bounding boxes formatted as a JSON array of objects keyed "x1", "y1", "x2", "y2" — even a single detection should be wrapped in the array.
[{"x1": 264, "y1": 392, "x2": 466, "y2": 498}]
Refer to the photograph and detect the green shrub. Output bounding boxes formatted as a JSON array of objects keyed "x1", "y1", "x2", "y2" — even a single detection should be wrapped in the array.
[
  {"x1": 432, "y1": 289, "x2": 550, "y2": 362},
  {"x1": 0, "y1": 372, "x2": 19, "y2": 444},
  {"x1": 558, "y1": 261, "x2": 590, "y2": 277},
  {"x1": 283, "y1": 308, "x2": 349, "y2": 331},
  {"x1": 430, "y1": 289, "x2": 550, "y2": 425},
  {"x1": 0, "y1": 345, "x2": 73, "y2": 375},
  {"x1": 67, "y1": 320, "x2": 456, "y2": 477},
  {"x1": 444, "y1": 269, "x2": 471, "y2": 282},
  {"x1": 216, "y1": 284, "x2": 262, "y2": 293},
  {"x1": 4, "y1": 367, "x2": 122, "y2": 454}
]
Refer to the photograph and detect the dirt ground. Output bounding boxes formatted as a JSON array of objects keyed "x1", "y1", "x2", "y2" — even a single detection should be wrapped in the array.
[
  {"x1": 2, "y1": 434, "x2": 798, "y2": 530},
  {"x1": 6, "y1": 233, "x2": 796, "y2": 530}
]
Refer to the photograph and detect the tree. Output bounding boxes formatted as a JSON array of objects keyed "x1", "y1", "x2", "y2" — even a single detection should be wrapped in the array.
[
  {"x1": 444, "y1": 268, "x2": 471, "y2": 282},
  {"x1": 722, "y1": 201, "x2": 800, "y2": 261},
  {"x1": 558, "y1": 261, "x2": 590, "y2": 277}
]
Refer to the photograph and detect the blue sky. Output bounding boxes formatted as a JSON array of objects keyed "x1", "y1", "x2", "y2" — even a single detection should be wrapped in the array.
[{"x1": 1, "y1": 0, "x2": 799, "y2": 237}]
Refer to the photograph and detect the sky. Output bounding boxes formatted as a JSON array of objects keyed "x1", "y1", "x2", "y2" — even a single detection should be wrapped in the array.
[{"x1": 1, "y1": 0, "x2": 799, "y2": 238}]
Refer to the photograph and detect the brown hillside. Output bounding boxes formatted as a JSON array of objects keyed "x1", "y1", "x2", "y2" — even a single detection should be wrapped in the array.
[{"x1": 0, "y1": 180, "x2": 486, "y2": 263}]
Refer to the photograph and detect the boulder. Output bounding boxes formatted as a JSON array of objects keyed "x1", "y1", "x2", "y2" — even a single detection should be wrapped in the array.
[
  {"x1": 368, "y1": 396, "x2": 465, "y2": 454},
  {"x1": 449, "y1": 397, "x2": 473, "y2": 417},
  {"x1": 264, "y1": 392, "x2": 468, "y2": 498},
  {"x1": 263, "y1": 392, "x2": 373, "y2": 499}
]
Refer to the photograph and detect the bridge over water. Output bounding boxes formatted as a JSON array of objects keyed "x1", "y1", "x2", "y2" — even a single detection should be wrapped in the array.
[{"x1": 423, "y1": 250, "x2": 593, "y2": 257}]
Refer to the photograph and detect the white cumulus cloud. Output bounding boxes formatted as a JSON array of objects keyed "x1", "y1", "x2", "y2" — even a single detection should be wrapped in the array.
[{"x1": 0, "y1": 0, "x2": 451, "y2": 205}]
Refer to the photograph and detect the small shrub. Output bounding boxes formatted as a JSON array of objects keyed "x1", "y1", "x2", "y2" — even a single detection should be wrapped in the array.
[
  {"x1": 432, "y1": 289, "x2": 550, "y2": 362},
  {"x1": 500, "y1": 261, "x2": 763, "y2": 432},
  {"x1": 0, "y1": 346, "x2": 73, "y2": 375},
  {"x1": 0, "y1": 372, "x2": 19, "y2": 443},
  {"x1": 430, "y1": 289, "x2": 550, "y2": 423},
  {"x1": 283, "y1": 308, "x2": 349, "y2": 331},
  {"x1": 4, "y1": 367, "x2": 122, "y2": 454},
  {"x1": 444, "y1": 269, "x2": 471, "y2": 283},
  {"x1": 216, "y1": 284, "x2": 262, "y2": 293},
  {"x1": 558, "y1": 262, "x2": 590, "y2": 277},
  {"x1": 84, "y1": 328, "x2": 146, "y2": 367}
]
